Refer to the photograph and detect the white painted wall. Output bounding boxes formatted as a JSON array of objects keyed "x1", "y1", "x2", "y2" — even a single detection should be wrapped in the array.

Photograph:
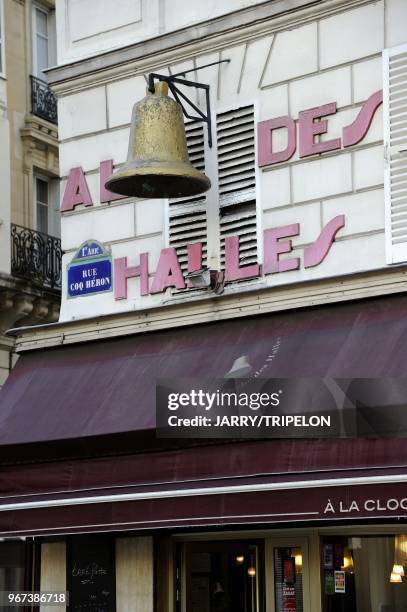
[
  {"x1": 55, "y1": 0, "x2": 407, "y2": 66},
  {"x1": 55, "y1": 0, "x2": 407, "y2": 322},
  {"x1": 0, "y1": 98, "x2": 11, "y2": 275},
  {"x1": 0, "y1": 32, "x2": 10, "y2": 275},
  {"x1": 56, "y1": 0, "x2": 271, "y2": 64}
]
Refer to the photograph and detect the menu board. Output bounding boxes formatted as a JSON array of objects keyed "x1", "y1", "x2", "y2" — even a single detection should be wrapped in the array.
[{"x1": 68, "y1": 535, "x2": 116, "y2": 611}]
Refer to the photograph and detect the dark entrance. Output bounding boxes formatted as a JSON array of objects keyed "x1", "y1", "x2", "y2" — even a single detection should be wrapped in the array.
[{"x1": 179, "y1": 540, "x2": 264, "y2": 612}]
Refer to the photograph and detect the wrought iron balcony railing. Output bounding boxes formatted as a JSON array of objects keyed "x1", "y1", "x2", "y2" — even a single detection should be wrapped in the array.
[
  {"x1": 11, "y1": 224, "x2": 62, "y2": 291},
  {"x1": 30, "y1": 75, "x2": 58, "y2": 125}
]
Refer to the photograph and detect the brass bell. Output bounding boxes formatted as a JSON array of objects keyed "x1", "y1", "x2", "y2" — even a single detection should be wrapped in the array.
[{"x1": 105, "y1": 81, "x2": 211, "y2": 199}]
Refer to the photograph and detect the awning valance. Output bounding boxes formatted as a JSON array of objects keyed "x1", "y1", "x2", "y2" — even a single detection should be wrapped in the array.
[{"x1": 0, "y1": 439, "x2": 407, "y2": 536}]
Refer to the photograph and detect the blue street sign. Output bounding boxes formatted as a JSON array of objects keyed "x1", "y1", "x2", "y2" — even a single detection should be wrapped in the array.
[
  {"x1": 74, "y1": 241, "x2": 105, "y2": 259},
  {"x1": 67, "y1": 240, "x2": 113, "y2": 298}
]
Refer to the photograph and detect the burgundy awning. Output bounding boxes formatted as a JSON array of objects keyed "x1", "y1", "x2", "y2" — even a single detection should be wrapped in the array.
[
  {"x1": 0, "y1": 439, "x2": 407, "y2": 536},
  {"x1": 0, "y1": 294, "x2": 407, "y2": 534},
  {"x1": 2, "y1": 294, "x2": 407, "y2": 455}
]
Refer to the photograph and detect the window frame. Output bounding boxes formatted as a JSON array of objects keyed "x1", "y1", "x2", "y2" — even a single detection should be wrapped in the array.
[
  {"x1": 0, "y1": 0, "x2": 5, "y2": 78},
  {"x1": 31, "y1": 2, "x2": 56, "y2": 81},
  {"x1": 34, "y1": 173, "x2": 60, "y2": 238},
  {"x1": 0, "y1": 539, "x2": 30, "y2": 594},
  {"x1": 34, "y1": 173, "x2": 50, "y2": 235}
]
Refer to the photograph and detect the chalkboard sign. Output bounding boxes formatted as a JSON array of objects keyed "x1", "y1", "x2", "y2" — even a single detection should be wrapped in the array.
[{"x1": 68, "y1": 535, "x2": 116, "y2": 612}]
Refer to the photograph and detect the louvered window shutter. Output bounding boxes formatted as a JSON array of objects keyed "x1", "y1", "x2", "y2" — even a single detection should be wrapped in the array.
[
  {"x1": 217, "y1": 105, "x2": 257, "y2": 270},
  {"x1": 168, "y1": 123, "x2": 208, "y2": 274},
  {"x1": 384, "y1": 44, "x2": 407, "y2": 264}
]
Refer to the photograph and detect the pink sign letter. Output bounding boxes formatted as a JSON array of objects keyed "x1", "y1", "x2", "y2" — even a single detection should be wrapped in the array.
[
  {"x1": 304, "y1": 215, "x2": 345, "y2": 268},
  {"x1": 263, "y1": 224, "x2": 300, "y2": 274},
  {"x1": 258, "y1": 116, "x2": 296, "y2": 167},
  {"x1": 150, "y1": 248, "x2": 186, "y2": 293},
  {"x1": 114, "y1": 253, "x2": 149, "y2": 299},
  {"x1": 186, "y1": 243, "x2": 203, "y2": 288},
  {"x1": 299, "y1": 103, "x2": 341, "y2": 158},
  {"x1": 224, "y1": 236, "x2": 260, "y2": 282},
  {"x1": 342, "y1": 90, "x2": 383, "y2": 148},
  {"x1": 61, "y1": 167, "x2": 93, "y2": 211}
]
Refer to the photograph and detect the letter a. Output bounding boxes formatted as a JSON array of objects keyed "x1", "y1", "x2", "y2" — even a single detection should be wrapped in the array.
[
  {"x1": 150, "y1": 248, "x2": 186, "y2": 293},
  {"x1": 324, "y1": 499, "x2": 335, "y2": 514},
  {"x1": 61, "y1": 167, "x2": 93, "y2": 211}
]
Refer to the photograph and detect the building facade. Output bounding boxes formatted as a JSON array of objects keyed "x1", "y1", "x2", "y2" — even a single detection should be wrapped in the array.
[
  {"x1": 0, "y1": 0, "x2": 61, "y2": 387},
  {"x1": 1, "y1": 0, "x2": 407, "y2": 610}
]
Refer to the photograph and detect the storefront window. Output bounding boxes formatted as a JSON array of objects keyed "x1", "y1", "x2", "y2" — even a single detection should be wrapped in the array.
[
  {"x1": 182, "y1": 540, "x2": 264, "y2": 612},
  {"x1": 321, "y1": 535, "x2": 407, "y2": 612},
  {"x1": 0, "y1": 541, "x2": 26, "y2": 611}
]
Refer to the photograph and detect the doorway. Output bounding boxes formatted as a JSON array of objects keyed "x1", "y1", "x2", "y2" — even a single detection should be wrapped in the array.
[{"x1": 179, "y1": 540, "x2": 264, "y2": 612}]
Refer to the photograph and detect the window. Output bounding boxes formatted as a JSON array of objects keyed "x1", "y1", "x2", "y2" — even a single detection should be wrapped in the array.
[
  {"x1": 0, "y1": 541, "x2": 26, "y2": 611},
  {"x1": 0, "y1": 0, "x2": 4, "y2": 76},
  {"x1": 35, "y1": 175, "x2": 60, "y2": 237},
  {"x1": 321, "y1": 535, "x2": 407, "y2": 612},
  {"x1": 383, "y1": 43, "x2": 407, "y2": 264},
  {"x1": 36, "y1": 176, "x2": 49, "y2": 234},
  {"x1": 32, "y1": 4, "x2": 56, "y2": 81},
  {"x1": 168, "y1": 103, "x2": 257, "y2": 287}
]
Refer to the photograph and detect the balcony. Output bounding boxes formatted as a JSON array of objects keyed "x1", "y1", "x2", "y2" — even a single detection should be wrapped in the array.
[
  {"x1": 11, "y1": 224, "x2": 62, "y2": 292},
  {"x1": 30, "y1": 75, "x2": 58, "y2": 125}
]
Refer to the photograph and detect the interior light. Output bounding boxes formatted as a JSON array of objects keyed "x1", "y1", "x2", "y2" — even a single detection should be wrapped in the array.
[
  {"x1": 235, "y1": 555, "x2": 245, "y2": 565},
  {"x1": 392, "y1": 564, "x2": 405, "y2": 577},
  {"x1": 395, "y1": 535, "x2": 407, "y2": 564},
  {"x1": 390, "y1": 572, "x2": 403, "y2": 583},
  {"x1": 342, "y1": 553, "x2": 354, "y2": 572},
  {"x1": 247, "y1": 567, "x2": 256, "y2": 578},
  {"x1": 295, "y1": 554, "x2": 303, "y2": 571}
]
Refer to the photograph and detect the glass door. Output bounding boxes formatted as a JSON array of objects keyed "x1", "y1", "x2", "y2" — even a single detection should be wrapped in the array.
[
  {"x1": 179, "y1": 540, "x2": 265, "y2": 612},
  {"x1": 267, "y1": 537, "x2": 311, "y2": 612}
]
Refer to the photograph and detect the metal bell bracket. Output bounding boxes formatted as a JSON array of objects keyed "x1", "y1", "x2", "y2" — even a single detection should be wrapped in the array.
[{"x1": 147, "y1": 59, "x2": 230, "y2": 148}]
